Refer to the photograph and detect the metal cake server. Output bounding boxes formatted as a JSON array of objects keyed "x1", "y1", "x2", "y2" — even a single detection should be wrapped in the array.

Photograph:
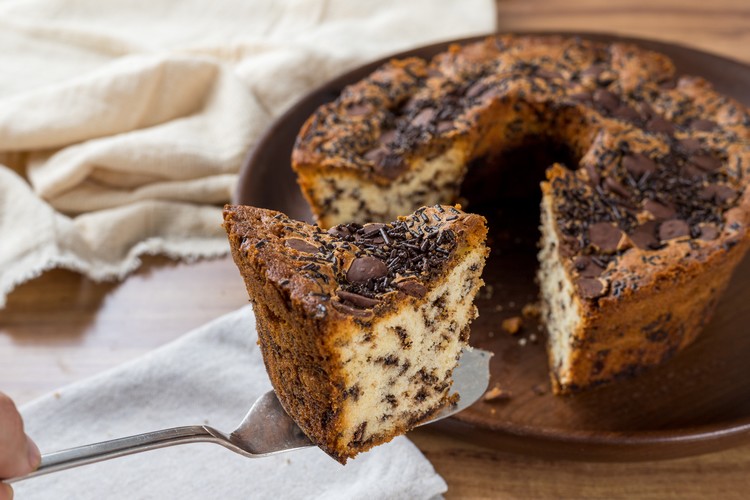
[{"x1": 5, "y1": 348, "x2": 491, "y2": 483}]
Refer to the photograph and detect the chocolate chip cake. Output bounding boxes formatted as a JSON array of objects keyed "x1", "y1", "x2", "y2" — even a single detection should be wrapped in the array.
[
  {"x1": 223, "y1": 204, "x2": 488, "y2": 462},
  {"x1": 292, "y1": 35, "x2": 750, "y2": 393}
]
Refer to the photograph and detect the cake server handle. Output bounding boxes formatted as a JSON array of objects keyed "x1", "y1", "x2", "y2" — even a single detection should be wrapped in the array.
[{"x1": 4, "y1": 425, "x2": 226, "y2": 483}]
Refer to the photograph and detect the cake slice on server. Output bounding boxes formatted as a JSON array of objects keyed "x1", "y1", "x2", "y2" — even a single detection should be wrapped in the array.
[{"x1": 223, "y1": 204, "x2": 488, "y2": 463}]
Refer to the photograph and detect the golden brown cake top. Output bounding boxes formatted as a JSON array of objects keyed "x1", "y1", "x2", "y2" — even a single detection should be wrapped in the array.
[
  {"x1": 222, "y1": 204, "x2": 487, "y2": 321},
  {"x1": 292, "y1": 34, "x2": 750, "y2": 304}
]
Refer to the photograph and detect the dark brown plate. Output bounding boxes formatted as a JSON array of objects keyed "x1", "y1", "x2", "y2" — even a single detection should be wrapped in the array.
[{"x1": 235, "y1": 32, "x2": 750, "y2": 461}]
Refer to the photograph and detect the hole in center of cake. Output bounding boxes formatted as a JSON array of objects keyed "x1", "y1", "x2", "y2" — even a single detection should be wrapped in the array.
[{"x1": 458, "y1": 138, "x2": 577, "y2": 369}]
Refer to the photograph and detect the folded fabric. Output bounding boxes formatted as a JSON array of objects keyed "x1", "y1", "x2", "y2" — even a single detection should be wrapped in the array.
[
  {"x1": 0, "y1": 0, "x2": 496, "y2": 307},
  {"x1": 17, "y1": 306, "x2": 448, "y2": 499}
]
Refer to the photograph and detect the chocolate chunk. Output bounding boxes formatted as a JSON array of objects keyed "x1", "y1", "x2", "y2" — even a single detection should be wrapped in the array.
[
  {"x1": 691, "y1": 153, "x2": 721, "y2": 172},
  {"x1": 396, "y1": 279, "x2": 427, "y2": 298},
  {"x1": 362, "y1": 223, "x2": 385, "y2": 235},
  {"x1": 284, "y1": 238, "x2": 319, "y2": 254},
  {"x1": 682, "y1": 163, "x2": 705, "y2": 179},
  {"x1": 691, "y1": 119, "x2": 717, "y2": 131},
  {"x1": 659, "y1": 219, "x2": 690, "y2": 240},
  {"x1": 613, "y1": 105, "x2": 641, "y2": 122},
  {"x1": 372, "y1": 153, "x2": 407, "y2": 180},
  {"x1": 327, "y1": 225, "x2": 350, "y2": 238},
  {"x1": 331, "y1": 301, "x2": 374, "y2": 318},
  {"x1": 577, "y1": 278, "x2": 605, "y2": 299},
  {"x1": 644, "y1": 199, "x2": 676, "y2": 219},
  {"x1": 629, "y1": 220, "x2": 660, "y2": 249},
  {"x1": 588, "y1": 222, "x2": 623, "y2": 252},
  {"x1": 568, "y1": 92, "x2": 593, "y2": 105},
  {"x1": 583, "y1": 162, "x2": 601, "y2": 186},
  {"x1": 698, "y1": 224, "x2": 720, "y2": 241},
  {"x1": 622, "y1": 153, "x2": 657, "y2": 178},
  {"x1": 646, "y1": 117, "x2": 676, "y2": 135},
  {"x1": 699, "y1": 184, "x2": 737, "y2": 204},
  {"x1": 412, "y1": 107, "x2": 436, "y2": 127},
  {"x1": 347, "y1": 256, "x2": 388, "y2": 283},
  {"x1": 677, "y1": 138, "x2": 702, "y2": 155},
  {"x1": 605, "y1": 177, "x2": 629, "y2": 198},
  {"x1": 536, "y1": 68, "x2": 562, "y2": 79},
  {"x1": 436, "y1": 121, "x2": 454, "y2": 133},
  {"x1": 337, "y1": 290, "x2": 380, "y2": 309},
  {"x1": 580, "y1": 64, "x2": 605, "y2": 79},
  {"x1": 347, "y1": 104, "x2": 369, "y2": 116},
  {"x1": 378, "y1": 129, "x2": 397, "y2": 146},
  {"x1": 593, "y1": 89, "x2": 619, "y2": 112},
  {"x1": 573, "y1": 256, "x2": 606, "y2": 278}
]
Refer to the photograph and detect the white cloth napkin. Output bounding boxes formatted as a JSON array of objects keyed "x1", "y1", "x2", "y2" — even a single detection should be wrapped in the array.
[
  {"x1": 16, "y1": 306, "x2": 448, "y2": 499},
  {"x1": 0, "y1": 0, "x2": 496, "y2": 307}
]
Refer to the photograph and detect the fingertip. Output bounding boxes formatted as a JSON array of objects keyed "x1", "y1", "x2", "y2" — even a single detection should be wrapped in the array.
[
  {"x1": 26, "y1": 437, "x2": 41, "y2": 471},
  {"x1": 0, "y1": 481, "x2": 14, "y2": 500}
]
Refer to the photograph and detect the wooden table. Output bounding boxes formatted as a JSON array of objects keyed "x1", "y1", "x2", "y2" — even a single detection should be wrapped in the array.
[{"x1": 2, "y1": 1, "x2": 750, "y2": 497}]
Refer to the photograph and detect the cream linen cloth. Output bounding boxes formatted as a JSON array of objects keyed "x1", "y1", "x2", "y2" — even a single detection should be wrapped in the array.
[
  {"x1": 0, "y1": 0, "x2": 496, "y2": 307},
  {"x1": 16, "y1": 306, "x2": 448, "y2": 499}
]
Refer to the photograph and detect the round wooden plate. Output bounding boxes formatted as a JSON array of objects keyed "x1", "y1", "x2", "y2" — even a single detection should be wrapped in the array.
[{"x1": 235, "y1": 33, "x2": 750, "y2": 461}]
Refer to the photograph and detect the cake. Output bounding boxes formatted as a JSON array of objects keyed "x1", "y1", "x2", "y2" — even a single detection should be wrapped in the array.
[
  {"x1": 291, "y1": 35, "x2": 750, "y2": 393},
  {"x1": 223, "y1": 204, "x2": 488, "y2": 462}
]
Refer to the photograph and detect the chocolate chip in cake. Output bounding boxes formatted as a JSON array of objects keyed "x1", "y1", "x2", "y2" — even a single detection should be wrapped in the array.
[
  {"x1": 644, "y1": 199, "x2": 676, "y2": 220},
  {"x1": 588, "y1": 222, "x2": 623, "y2": 252},
  {"x1": 613, "y1": 105, "x2": 641, "y2": 122},
  {"x1": 569, "y1": 92, "x2": 594, "y2": 105},
  {"x1": 622, "y1": 153, "x2": 657, "y2": 178},
  {"x1": 347, "y1": 256, "x2": 389, "y2": 283},
  {"x1": 629, "y1": 220, "x2": 660, "y2": 249},
  {"x1": 659, "y1": 219, "x2": 690, "y2": 240},
  {"x1": 396, "y1": 279, "x2": 428, "y2": 298},
  {"x1": 577, "y1": 278, "x2": 605, "y2": 299},
  {"x1": 337, "y1": 290, "x2": 380, "y2": 309},
  {"x1": 284, "y1": 238, "x2": 319, "y2": 254}
]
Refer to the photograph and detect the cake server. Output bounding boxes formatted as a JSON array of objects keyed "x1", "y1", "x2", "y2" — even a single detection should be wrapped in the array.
[{"x1": 4, "y1": 347, "x2": 491, "y2": 483}]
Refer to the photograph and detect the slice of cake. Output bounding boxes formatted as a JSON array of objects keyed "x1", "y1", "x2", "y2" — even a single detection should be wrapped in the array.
[{"x1": 223, "y1": 204, "x2": 488, "y2": 463}]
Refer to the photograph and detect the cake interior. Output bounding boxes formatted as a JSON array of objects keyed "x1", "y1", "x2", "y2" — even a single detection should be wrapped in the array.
[{"x1": 333, "y1": 246, "x2": 487, "y2": 452}]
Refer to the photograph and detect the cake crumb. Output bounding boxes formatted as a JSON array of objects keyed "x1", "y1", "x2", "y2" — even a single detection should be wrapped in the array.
[
  {"x1": 502, "y1": 316, "x2": 523, "y2": 335},
  {"x1": 522, "y1": 302, "x2": 541, "y2": 318},
  {"x1": 54, "y1": 392, "x2": 61, "y2": 400},
  {"x1": 517, "y1": 337, "x2": 528, "y2": 346},
  {"x1": 483, "y1": 385, "x2": 512, "y2": 402},
  {"x1": 532, "y1": 384, "x2": 547, "y2": 396},
  {"x1": 480, "y1": 284, "x2": 494, "y2": 300},
  {"x1": 493, "y1": 304, "x2": 504, "y2": 312}
]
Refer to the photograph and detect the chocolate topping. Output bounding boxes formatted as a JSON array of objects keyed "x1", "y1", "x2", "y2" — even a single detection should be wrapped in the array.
[
  {"x1": 396, "y1": 280, "x2": 428, "y2": 298},
  {"x1": 646, "y1": 117, "x2": 676, "y2": 135},
  {"x1": 691, "y1": 119, "x2": 717, "y2": 131},
  {"x1": 337, "y1": 290, "x2": 381, "y2": 309},
  {"x1": 573, "y1": 256, "x2": 606, "y2": 278},
  {"x1": 659, "y1": 219, "x2": 690, "y2": 240},
  {"x1": 347, "y1": 256, "x2": 389, "y2": 283},
  {"x1": 690, "y1": 153, "x2": 722, "y2": 172},
  {"x1": 698, "y1": 223, "x2": 720, "y2": 241},
  {"x1": 285, "y1": 238, "x2": 320, "y2": 254},
  {"x1": 629, "y1": 221, "x2": 661, "y2": 250},
  {"x1": 622, "y1": 153, "x2": 657, "y2": 178},
  {"x1": 588, "y1": 222, "x2": 623, "y2": 252},
  {"x1": 644, "y1": 199, "x2": 676, "y2": 220},
  {"x1": 577, "y1": 278, "x2": 605, "y2": 299}
]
